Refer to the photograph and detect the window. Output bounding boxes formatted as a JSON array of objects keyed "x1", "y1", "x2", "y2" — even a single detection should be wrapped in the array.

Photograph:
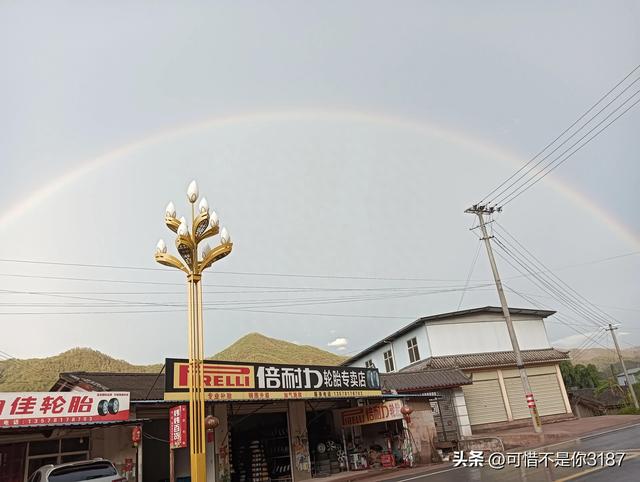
[
  {"x1": 364, "y1": 360, "x2": 375, "y2": 368},
  {"x1": 407, "y1": 337, "x2": 420, "y2": 363},
  {"x1": 383, "y1": 349, "x2": 395, "y2": 372}
]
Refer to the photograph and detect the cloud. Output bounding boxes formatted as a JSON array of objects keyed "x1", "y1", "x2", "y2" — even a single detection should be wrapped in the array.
[
  {"x1": 328, "y1": 338, "x2": 348, "y2": 347},
  {"x1": 337, "y1": 346, "x2": 346, "y2": 351}
]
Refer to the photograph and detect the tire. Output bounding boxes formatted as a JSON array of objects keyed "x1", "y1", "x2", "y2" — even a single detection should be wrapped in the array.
[
  {"x1": 97, "y1": 399, "x2": 109, "y2": 416},
  {"x1": 366, "y1": 370, "x2": 380, "y2": 388},
  {"x1": 107, "y1": 397, "x2": 120, "y2": 415}
]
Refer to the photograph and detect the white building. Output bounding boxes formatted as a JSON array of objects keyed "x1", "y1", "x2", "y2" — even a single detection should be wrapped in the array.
[
  {"x1": 344, "y1": 307, "x2": 573, "y2": 431},
  {"x1": 617, "y1": 367, "x2": 640, "y2": 387}
]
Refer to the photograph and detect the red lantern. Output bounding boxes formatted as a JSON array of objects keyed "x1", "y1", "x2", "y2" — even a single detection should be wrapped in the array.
[
  {"x1": 205, "y1": 415, "x2": 220, "y2": 431},
  {"x1": 131, "y1": 426, "x2": 142, "y2": 447},
  {"x1": 401, "y1": 405, "x2": 414, "y2": 422}
]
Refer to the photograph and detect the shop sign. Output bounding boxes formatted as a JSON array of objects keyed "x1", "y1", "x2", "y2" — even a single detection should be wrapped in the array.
[
  {"x1": 164, "y1": 358, "x2": 382, "y2": 401},
  {"x1": 0, "y1": 392, "x2": 130, "y2": 427},
  {"x1": 336, "y1": 399, "x2": 404, "y2": 427},
  {"x1": 169, "y1": 404, "x2": 188, "y2": 449}
]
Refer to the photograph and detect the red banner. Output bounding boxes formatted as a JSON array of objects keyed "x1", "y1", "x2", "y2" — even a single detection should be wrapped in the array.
[
  {"x1": 169, "y1": 405, "x2": 188, "y2": 449},
  {"x1": 0, "y1": 392, "x2": 130, "y2": 427},
  {"x1": 337, "y1": 399, "x2": 404, "y2": 427}
]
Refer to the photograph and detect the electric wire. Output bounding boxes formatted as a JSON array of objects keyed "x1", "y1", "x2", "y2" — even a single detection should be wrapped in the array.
[
  {"x1": 0, "y1": 258, "x2": 476, "y2": 283},
  {"x1": 457, "y1": 240, "x2": 482, "y2": 310},
  {"x1": 492, "y1": 238, "x2": 608, "y2": 329},
  {"x1": 489, "y1": 79, "x2": 640, "y2": 205},
  {"x1": 494, "y1": 222, "x2": 618, "y2": 324},
  {"x1": 479, "y1": 62, "x2": 640, "y2": 204},
  {"x1": 497, "y1": 92, "x2": 640, "y2": 206},
  {"x1": 503, "y1": 284, "x2": 613, "y2": 356}
]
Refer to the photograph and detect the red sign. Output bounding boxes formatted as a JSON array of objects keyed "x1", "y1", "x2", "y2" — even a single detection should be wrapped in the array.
[
  {"x1": 0, "y1": 392, "x2": 130, "y2": 427},
  {"x1": 169, "y1": 405, "x2": 188, "y2": 449},
  {"x1": 337, "y1": 400, "x2": 404, "y2": 427}
]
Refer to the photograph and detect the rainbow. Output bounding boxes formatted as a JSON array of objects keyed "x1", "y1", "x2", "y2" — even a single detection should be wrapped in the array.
[{"x1": 1, "y1": 109, "x2": 638, "y2": 248}]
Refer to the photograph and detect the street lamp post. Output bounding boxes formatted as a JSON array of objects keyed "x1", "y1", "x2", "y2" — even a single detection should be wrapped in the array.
[{"x1": 155, "y1": 180, "x2": 233, "y2": 482}]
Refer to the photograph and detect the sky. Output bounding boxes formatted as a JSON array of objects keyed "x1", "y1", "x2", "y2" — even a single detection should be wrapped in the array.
[{"x1": 0, "y1": 1, "x2": 639, "y2": 365}]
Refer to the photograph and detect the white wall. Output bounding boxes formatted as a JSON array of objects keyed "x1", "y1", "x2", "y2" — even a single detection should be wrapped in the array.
[
  {"x1": 391, "y1": 326, "x2": 430, "y2": 369},
  {"x1": 427, "y1": 318, "x2": 550, "y2": 357},
  {"x1": 91, "y1": 426, "x2": 138, "y2": 481},
  {"x1": 350, "y1": 324, "x2": 431, "y2": 372}
]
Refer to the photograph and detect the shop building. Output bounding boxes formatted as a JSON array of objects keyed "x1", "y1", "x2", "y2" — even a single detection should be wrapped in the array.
[
  {"x1": 0, "y1": 391, "x2": 140, "y2": 482},
  {"x1": 14, "y1": 358, "x2": 472, "y2": 482},
  {"x1": 343, "y1": 306, "x2": 573, "y2": 431}
]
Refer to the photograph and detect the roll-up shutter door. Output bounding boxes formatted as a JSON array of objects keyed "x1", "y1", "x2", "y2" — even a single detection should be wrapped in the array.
[
  {"x1": 462, "y1": 372, "x2": 508, "y2": 425},
  {"x1": 530, "y1": 374, "x2": 566, "y2": 415},
  {"x1": 504, "y1": 377, "x2": 529, "y2": 420},
  {"x1": 502, "y1": 366, "x2": 567, "y2": 419}
]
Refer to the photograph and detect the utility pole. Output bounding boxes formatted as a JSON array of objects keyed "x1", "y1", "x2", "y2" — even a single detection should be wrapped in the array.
[
  {"x1": 465, "y1": 205, "x2": 543, "y2": 433},
  {"x1": 607, "y1": 323, "x2": 639, "y2": 409}
]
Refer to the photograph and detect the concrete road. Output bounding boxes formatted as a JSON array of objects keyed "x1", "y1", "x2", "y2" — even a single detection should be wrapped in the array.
[{"x1": 382, "y1": 423, "x2": 640, "y2": 482}]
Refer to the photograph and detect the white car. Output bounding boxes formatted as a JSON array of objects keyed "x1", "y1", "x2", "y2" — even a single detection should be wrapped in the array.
[{"x1": 28, "y1": 459, "x2": 126, "y2": 482}]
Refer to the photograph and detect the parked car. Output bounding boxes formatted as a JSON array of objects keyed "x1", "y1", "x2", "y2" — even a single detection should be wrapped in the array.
[{"x1": 28, "y1": 459, "x2": 126, "y2": 482}]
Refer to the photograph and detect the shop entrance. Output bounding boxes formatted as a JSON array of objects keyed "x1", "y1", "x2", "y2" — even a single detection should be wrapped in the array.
[
  {"x1": 307, "y1": 410, "x2": 345, "y2": 477},
  {"x1": 229, "y1": 412, "x2": 291, "y2": 482},
  {"x1": 0, "y1": 443, "x2": 26, "y2": 482}
]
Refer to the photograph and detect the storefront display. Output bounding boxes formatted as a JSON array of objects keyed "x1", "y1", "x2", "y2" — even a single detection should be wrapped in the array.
[{"x1": 230, "y1": 412, "x2": 292, "y2": 482}]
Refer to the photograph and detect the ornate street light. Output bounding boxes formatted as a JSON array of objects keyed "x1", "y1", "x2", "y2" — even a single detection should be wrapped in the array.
[{"x1": 155, "y1": 180, "x2": 233, "y2": 482}]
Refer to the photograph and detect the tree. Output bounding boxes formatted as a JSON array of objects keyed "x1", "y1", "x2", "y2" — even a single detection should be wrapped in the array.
[{"x1": 560, "y1": 361, "x2": 602, "y2": 389}]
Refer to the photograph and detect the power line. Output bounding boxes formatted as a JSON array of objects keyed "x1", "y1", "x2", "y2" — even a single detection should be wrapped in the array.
[
  {"x1": 493, "y1": 238, "x2": 607, "y2": 329},
  {"x1": 489, "y1": 78, "x2": 640, "y2": 205},
  {"x1": 493, "y1": 222, "x2": 617, "y2": 325},
  {"x1": 457, "y1": 240, "x2": 482, "y2": 310},
  {"x1": 500, "y1": 288, "x2": 640, "y2": 315},
  {"x1": 0, "y1": 283, "x2": 494, "y2": 311},
  {"x1": 0, "y1": 259, "x2": 475, "y2": 283},
  {"x1": 504, "y1": 284, "x2": 613, "y2": 355},
  {"x1": 477, "y1": 63, "x2": 640, "y2": 206},
  {"x1": 498, "y1": 92, "x2": 640, "y2": 206}
]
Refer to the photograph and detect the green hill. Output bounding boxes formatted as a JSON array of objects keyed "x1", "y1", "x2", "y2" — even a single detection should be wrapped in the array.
[
  {"x1": 0, "y1": 334, "x2": 345, "y2": 392},
  {"x1": 0, "y1": 348, "x2": 162, "y2": 392},
  {"x1": 211, "y1": 333, "x2": 347, "y2": 365}
]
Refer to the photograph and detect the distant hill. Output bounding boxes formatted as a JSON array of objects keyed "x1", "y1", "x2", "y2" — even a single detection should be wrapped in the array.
[
  {"x1": 0, "y1": 334, "x2": 345, "y2": 392},
  {"x1": 210, "y1": 333, "x2": 347, "y2": 366},
  {"x1": 0, "y1": 348, "x2": 162, "y2": 392},
  {"x1": 569, "y1": 346, "x2": 640, "y2": 373}
]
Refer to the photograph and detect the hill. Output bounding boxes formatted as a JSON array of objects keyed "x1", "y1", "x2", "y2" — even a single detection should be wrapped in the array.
[
  {"x1": 569, "y1": 346, "x2": 640, "y2": 373},
  {"x1": 0, "y1": 348, "x2": 162, "y2": 392},
  {"x1": 210, "y1": 333, "x2": 347, "y2": 365},
  {"x1": 0, "y1": 334, "x2": 345, "y2": 392}
]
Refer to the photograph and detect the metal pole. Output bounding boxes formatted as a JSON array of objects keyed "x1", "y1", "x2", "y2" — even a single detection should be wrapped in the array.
[
  {"x1": 471, "y1": 207, "x2": 543, "y2": 433},
  {"x1": 188, "y1": 273, "x2": 207, "y2": 482},
  {"x1": 170, "y1": 448, "x2": 175, "y2": 482},
  {"x1": 342, "y1": 428, "x2": 350, "y2": 472},
  {"x1": 608, "y1": 323, "x2": 639, "y2": 409}
]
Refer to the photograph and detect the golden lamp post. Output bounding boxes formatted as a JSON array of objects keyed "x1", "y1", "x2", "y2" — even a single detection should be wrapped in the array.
[{"x1": 154, "y1": 180, "x2": 233, "y2": 482}]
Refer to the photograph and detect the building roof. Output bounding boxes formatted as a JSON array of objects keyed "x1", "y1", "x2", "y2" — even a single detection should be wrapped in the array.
[
  {"x1": 341, "y1": 306, "x2": 556, "y2": 365},
  {"x1": 0, "y1": 418, "x2": 148, "y2": 433},
  {"x1": 54, "y1": 372, "x2": 166, "y2": 401},
  {"x1": 568, "y1": 387, "x2": 627, "y2": 410},
  {"x1": 400, "y1": 348, "x2": 570, "y2": 371},
  {"x1": 380, "y1": 369, "x2": 471, "y2": 393},
  {"x1": 616, "y1": 367, "x2": 640, "y2": 377}
]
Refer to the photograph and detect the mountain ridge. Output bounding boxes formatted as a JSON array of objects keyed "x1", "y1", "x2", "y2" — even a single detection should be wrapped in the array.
[{"x1": 0, "y1": 333, "x2": 346, "y2": 391}]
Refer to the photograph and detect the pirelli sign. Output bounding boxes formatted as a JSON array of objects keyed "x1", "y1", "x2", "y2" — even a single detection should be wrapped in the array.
[{"x1": 164, "y1": 358, "x2": 382, "y2": 401}]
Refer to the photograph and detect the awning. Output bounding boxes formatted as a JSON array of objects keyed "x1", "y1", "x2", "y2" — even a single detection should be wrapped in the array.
[{"x1": 0, "y1": 418, "x2": 149, "y2": 435}]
